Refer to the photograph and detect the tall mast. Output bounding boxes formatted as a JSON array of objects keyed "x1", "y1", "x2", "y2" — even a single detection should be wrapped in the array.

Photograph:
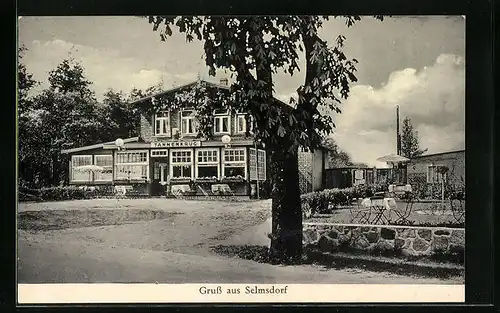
[{"x1": 396, "y1": 105, "x2": 401, "y2": 155}]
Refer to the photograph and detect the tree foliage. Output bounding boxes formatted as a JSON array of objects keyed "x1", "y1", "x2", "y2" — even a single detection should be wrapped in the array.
[
  {"x1": 18, "y1": 55, "x2": 153, "y2": 188},
  {"x1": 146, "y1": 16, "x2": 385, "y2": 151},
  {"x1": 145, "y1": 15, "x2": 382, "y2": 263},
  {"x1": 401, "y1": 117, "x2": 428, "y2": 158},
  {"x1": 18, "y1": 46, "x2": 38, "y2": 114},
  {"x1": 48, "y1": 58, "x2": 94, "y2": 98},
  {"x1": 321, "y1": 136, "x2": 353, "y2": 168}
]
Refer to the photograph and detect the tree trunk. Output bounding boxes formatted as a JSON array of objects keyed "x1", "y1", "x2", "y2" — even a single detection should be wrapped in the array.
[
  {"x1": 268, "y1": 148, "x2": 303, "y2": 264},
  {"x1": 239, "y1": 18, "x2": 306, "y2": 263}
]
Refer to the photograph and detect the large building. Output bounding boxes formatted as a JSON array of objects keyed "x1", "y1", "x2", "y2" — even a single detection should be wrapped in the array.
[{"x1": 61, "y1": 79, "x2": 330, "y2": 197}]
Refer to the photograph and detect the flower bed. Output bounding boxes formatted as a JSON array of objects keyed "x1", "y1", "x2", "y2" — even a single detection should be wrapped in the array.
[
  {"x1": 221, "y1": 176, "x2": 246, "y2": 183},
  {"x1": 169, "y1": 177, "x2": 192, "y2": 184},
  {"x1": 195, "y1": 176, "x2": 219, "y2": 183}
]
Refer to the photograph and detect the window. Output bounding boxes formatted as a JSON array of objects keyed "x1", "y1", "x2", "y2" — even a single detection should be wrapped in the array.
[
  {"x1": 235, "y1": 114, "x2": 246, "y2": 134},
  {"x1": 115, "y1": 151, "x2": 148, "y2": 180},
  {"x1": 214, "y1": 109, "x2": 230, "y2": 134},
  {"x1": 249, "y1": 149, "x2": 266, "y2": 181},
  {"x1": 180, "y1": 110, "x2": 197, "y2": 135},
  {"x1": 170, "y1": 150, "x2": 193, "y2": 179},
  {"x1": 71, "y1": 155, "x2": 93, "y2": 182},
  {"x1": 94, "y1": 155, "x2": 113, "y2": 181},
  {"x1": 154, "y1": 111, "x2": 171, "y2": 136},
  {"x1": 196, "y1": 149, "x2": 219, "y2": 179},
  {"x1": 151, "y1": 149, "x2": 169, "y2": 157},
  {"x1": 427, "y1": 165, "x2": 447, "y2": 183},
  {"x1": 223, "y1": 148, "x2": 246, "y2": 179},
  {"x1": 248, "y1": 115, "x2": 255, "y2": 134}
]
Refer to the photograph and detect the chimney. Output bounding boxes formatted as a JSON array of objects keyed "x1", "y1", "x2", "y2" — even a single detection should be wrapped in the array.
[{"x1": 219, "y1": 78, "x2": 228, "y2": 86}]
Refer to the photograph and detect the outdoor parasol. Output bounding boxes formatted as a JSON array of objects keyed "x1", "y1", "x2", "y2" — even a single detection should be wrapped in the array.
[
  {"x1": 377, "y1": 154, "x2": 410, "y2": 187},
  {"x1": 376, "y1": 154, "x2": 410, "y2": 165}
]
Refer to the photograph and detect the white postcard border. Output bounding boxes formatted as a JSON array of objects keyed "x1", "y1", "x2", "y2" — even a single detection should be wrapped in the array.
[{"x1": 18, "y1": 283, "x2": 465, "y2": 304}]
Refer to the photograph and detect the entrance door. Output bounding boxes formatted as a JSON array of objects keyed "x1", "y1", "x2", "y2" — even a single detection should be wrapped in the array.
[{"x1": 151, "y1": 158, "x2": 169, "y2": 196}]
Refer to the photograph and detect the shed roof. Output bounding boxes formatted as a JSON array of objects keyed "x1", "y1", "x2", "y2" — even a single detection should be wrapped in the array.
[
  {"x1": 61, "y1": 137, "x2": 140, "y2": 154},
  {"x1": 410, "y1": 149, "x2": 465, "y2": 159}
]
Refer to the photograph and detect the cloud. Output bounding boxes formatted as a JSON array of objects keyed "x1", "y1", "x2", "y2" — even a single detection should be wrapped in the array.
[
  {"x1": 331, "y1": 53, "x2": 465, "y2": 167},
  {"x1": 25, "y1": 39, "x2": 199, "y2": 100}
]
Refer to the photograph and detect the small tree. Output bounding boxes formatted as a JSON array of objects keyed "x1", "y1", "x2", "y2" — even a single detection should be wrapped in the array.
[{"x1": 401, "y1": 117, "x2": 427, "y2": 158}]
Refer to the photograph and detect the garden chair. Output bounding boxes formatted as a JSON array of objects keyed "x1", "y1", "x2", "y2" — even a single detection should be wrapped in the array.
[
  {"x1": 197, "y1": 185, "x2": 209, "y2": 197},
  {"x1": 391, "y1": 192, "x2": 415, "y2": 223},
  {"x1": 368, "y1": 205, "x2": 389, "y2": 225},
  {"x1": 350, "y1": 199, "x2": 372, "y2": 224},
  {"x1": 171, "y1": 189, "x2": 185, "y2": 199},
  {"x1": 211, "y1": 184, "x2": 234, "y2": 200},
  {"x1": 197, "y1": 185, "x2": 217, "y2": 201},
  {"x1": 450, "y1": 189, "x2": 465, "y2": 223}
]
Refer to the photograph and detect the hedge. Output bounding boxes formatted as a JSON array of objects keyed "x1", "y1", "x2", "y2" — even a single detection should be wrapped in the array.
[
  {"x1": 19, "y1": 185, "x2": 116, "y2": 202},
  {"x1": 301, "y1": 185, "x2": 386, "y2": 218}
]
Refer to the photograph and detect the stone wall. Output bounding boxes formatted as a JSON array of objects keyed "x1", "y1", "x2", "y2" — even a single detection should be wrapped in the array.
[{"x1": 303, "y1": 222, "x2": 464, "y2": 259}]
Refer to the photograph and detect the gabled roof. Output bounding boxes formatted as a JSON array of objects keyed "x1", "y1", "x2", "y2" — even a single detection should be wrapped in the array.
[
  {"x1": 61, "y1": 137, "x2": 140, "y2": 154},
  {"x1": 129, "y1": 79, "x2": 230, "y2": 106},
  {"x1": 129, "y1": 78, "x2": 293, "y2": 113}
]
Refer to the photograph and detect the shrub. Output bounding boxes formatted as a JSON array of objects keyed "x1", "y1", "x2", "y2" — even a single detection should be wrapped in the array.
[
  {"x1": 258, "y1": 180, "x2": 272, "y2": 199},
  {"x1": 301, "y1": 187, "x2": 361, "y2": 217},
  {"x1": 24, "y1": 185, "x2": 116, "y2": 202}
]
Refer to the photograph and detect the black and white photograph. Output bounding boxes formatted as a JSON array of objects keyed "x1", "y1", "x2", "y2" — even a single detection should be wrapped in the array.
[{"x1": 17, "y1": 15, "x2": 466, "y2": 303}]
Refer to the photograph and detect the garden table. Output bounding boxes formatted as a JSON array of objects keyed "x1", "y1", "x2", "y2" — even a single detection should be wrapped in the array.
[
  {"x1": 211, "y1": 184, "x2": 233, "y2": 195},
  {"x1": 359, "y1": 197, "x2": 398, "y2": 224},
  {"x1": 171, "y1": 184, "x2": 192, "y2": 194}
]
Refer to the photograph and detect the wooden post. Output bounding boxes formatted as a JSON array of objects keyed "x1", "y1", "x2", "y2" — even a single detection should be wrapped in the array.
[
  {"x1": 255, "y1": 141, "x2": 260, "y2": 200},
  {"x1": 441, "y1": 174, "x2": 445, "y2": 202}
]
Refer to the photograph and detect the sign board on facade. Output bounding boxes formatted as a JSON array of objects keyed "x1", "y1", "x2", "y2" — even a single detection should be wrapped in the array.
[{"x1": 151, "y1": 141, "x2": 201, "y2": 148}]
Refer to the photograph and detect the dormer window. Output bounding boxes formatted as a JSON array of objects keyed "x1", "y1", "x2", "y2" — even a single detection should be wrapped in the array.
[
  {"x1": 154, "y1": 111, "x2": 171, "y2": 137},
  {"x1": 213, "y1": 109, "x2": 230, "y2": 135},
  {"x1": 180, "y1": 110, "x2": 197, "y2": 135}
]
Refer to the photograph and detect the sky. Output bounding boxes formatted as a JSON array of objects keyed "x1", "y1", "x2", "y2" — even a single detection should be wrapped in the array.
[{"x1": 18, "y1": 16, "x2": 465, "y2": 167}]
